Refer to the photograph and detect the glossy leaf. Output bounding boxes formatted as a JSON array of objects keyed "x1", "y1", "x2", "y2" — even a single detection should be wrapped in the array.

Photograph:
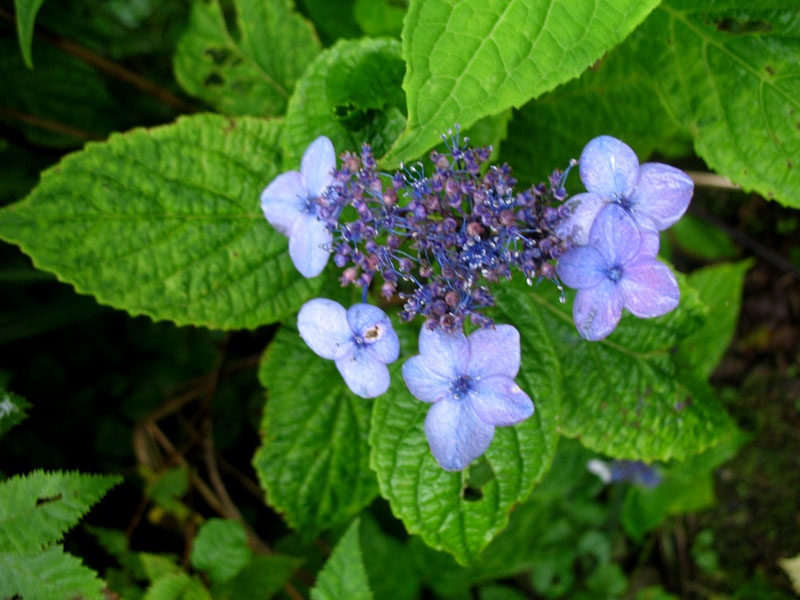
[
  {"x1": 253, "y1": 327, "x2": 377, "y2": 537},
  {"x1": 0, "y1": 114, "x2": 322, "y2": 329},
  {"x1": 383, "y1": 0, "x2": 662, "y2": 166}
]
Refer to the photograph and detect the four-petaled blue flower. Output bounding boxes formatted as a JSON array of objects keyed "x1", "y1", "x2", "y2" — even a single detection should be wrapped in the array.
[
  {"x1": 402, "y1": 324, "x2": 534, "y2": 471},
  {"x1": 298, "y1": 298, "x2": 400, "y2": 398},
  {"x1": 556, "y1": 204, "x2": 680, "y2": 341},
  {"x1": 556, "y1": 135, "x2": 693, "y2": 246},
  {"x1": 261, "y1": 136, "x2": 336, "y2": 278}
]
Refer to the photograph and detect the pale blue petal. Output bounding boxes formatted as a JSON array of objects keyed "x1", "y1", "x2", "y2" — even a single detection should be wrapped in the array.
[
  {"x1": 636, "y1": 220, "x2": 661, "y2": 258},
  {"x1": 630, "y1": 163, "x2": 693, "y2": 231},
  {"x1": 297, "y1": 298, "x2": 354, "y2": 360},
  {"x1": 469, "y1": 375, "x2": 534, "y2": 426},
  {"x1": 347, "y1": 303, "x2": 399, "y2": 364},
  {"x1": 289, "y1": 214, "x2": 332, "y2": 278},
  {"x1": 588, "y1": 204, "x2": 640, "y2": 266},
  {"x1": 619, "y1": 259, "x2": 680, "y2": 318},
  {"x1": 335, "y1": 347, "x2": 391, "y2": 398},
  {"x1": 573, "y1": 279, "x2": 623, "y2": 341},
  {"x1": 418, "y1": 325, "x2": 470, "y2": 379},
  {"x1": 579, "y1": 136, "x2": 640, "y2": 199},
  {"x1": 424, "y1": 398, "x2": 495, "y2": 471},
  {"x1": 554, "y1": 192, "x2": 606, "y2": 245},
  {"x1": 260, "y1": 171, "x2": 305, "y2": 235},
  {"x1": 402, "y1": 356, "x2": 452, "y2": 403},
  {"x1": 301, "y1": 136, "x2": 336, "y2": 199},
  {"x1": 556, "y1": 245, "x2": 607, "y2": 290},
  {"x1": 466, "y1": 325, "x2": 520, "y2": 379}
]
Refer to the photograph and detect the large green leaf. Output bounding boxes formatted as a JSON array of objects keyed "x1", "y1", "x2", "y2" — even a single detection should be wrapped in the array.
[
  {"x1": 0, "y1": 470, "x2": 121, "y2": 553},
  {"x1": 369, "y1": 306, "x2": 561, "y2": 564},
  {"x1": 677, "y1": 260, "x2": 752, "y2": 378},
  {"x1": 0, "y1": 545, "x2": 106, "y2": 600},
  {"x1": 498, "y1": 276, "x2": 735, "y2": 461},
  {"x1": 630, "y1": 0, "x2": 800, "y2": 208},
  {"x1": 253, "y1": 327, "x2": 378, "y2": 537},
  {"x1": 283, "y1": 37, "x2": 406, "y2": 166},
  {"x1": 13, "y1": 0, "x2": 46, "y2": 68},
  {"x1": 0, "y1": 114, "x2": 321, "y2": 329},
  {"x1": 382, "y1": 0, "x2": 663, "y2": 166},
  {"x1": 310, "y1": 519, "x2": 373, "y2": 600},
  {"x1": 174, "y1": 0, "x2": 320, "y2": 117}
]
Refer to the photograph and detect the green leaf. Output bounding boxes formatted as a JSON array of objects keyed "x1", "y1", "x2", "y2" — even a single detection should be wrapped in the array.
[
  {"x1": 479, "y1": 585, "x2": 531, "y2": 600},
  {"x1": 0, "y1": 545, "x2": 107, "y2": 600},
  {"x1": 13, "y1": 0, "x2": 46, "y2": 68},
  {"x1": 678, "y1": 260, "x2": 752, "y2": 378},
  {"x1": 297, "y1": 0, "x2": 361, "y2": 45},
  {"x1": 359, "y1": 514, "x2": 420, "y2": 600},
  {"x1": 369, "y1": 302, "x2": 561, "y2": 565},
  {"x1": 504, "y1": 274, "x2": 735, "y2": 461},
  {"x1": 143, "y1": 572, "x2": 212, "y2": 600},
  {"x1": 629, "y1": 1, "x2": 800, "y2": 208},
  {"x1": 669, "y1": 214, "x2": 739, "y2": 261},
  {"x1": 253, "y1": 327, "x2": 377, "y2": 537},
  {"x1": 0, "y1": 470, "x2": 121, "y2": 552},
  {"x1": 0, "y1": 388, "x2": 31, "y2": 437},
  {"x1": 283, "y1": 37, "x2": 407, "y2": 167},
  {"x1": 310, "y1": 519, "x2": 373, "y2": 600},
  {"x1": 174, "y1": 0, "x2": 320, "y2": 117},
  {"x1": 353, "y1": 0, "x2": 405, "y2": 37},
  {"x1": 500, "y1": 37, "x2": 691, "y2": 186},
  {"x1": 0, "y1": 114, "x2": 321, "y2": 329},
  {"x1": 211, "y1": 554, "x2": 302, "y2": 600},
  {"x1": 190, "y1": 518, "x2": 252, "y2": 583},
  {"x1": 382, "y1": 0, "x2": 663, "y2": 166}
]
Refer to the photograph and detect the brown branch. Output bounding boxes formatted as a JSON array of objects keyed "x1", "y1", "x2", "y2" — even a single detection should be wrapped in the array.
[{"x1": 0, "y1": 106, "x2": 101, "y2": 141}]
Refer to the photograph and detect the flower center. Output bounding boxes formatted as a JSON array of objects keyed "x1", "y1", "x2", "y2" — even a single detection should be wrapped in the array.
[
  {"x1": 353, "y1": 324, "x2": 384, "y2": 347},
  {"x1": 450, "y1": 375, "x2": 474, "y2": 399},
  {"x1": 303, "y1": 195, "x2": 319, "y2": 215},
  {"x1": 607, "y1": 265, "x2": 623, "y2": 282},
  {"x1": 614, "y1": 194, "x2": 633, "y2": 211}
]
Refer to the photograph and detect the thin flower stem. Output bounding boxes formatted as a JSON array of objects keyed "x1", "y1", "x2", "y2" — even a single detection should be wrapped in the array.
[{"x1": 685, "y1": 170, "x2": 739, "y2": 190}]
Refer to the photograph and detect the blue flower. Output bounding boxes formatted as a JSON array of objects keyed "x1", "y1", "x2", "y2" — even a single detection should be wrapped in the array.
[
  {"x1": 556, "y1": 204, "x2": 680, "y2": 341},
  {"x1": 587, "y1": 459, "x2": 661, "y2": 488},
  {"x1": 261, "y1": 136, "x2": 336, "y2": 278},
  {"x1": 556, "y1": 135, "x2": 693, "y2": 245},
  {"x1": 298, "y1": 298, "x2": 400, "y2": 398},
  {"x1": 402, "y1": 324, "x2": 534, "y2": 471}
]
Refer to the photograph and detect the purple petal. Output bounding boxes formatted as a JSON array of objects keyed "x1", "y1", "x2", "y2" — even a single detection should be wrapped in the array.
[
  {"x1": 588, "y1": 204, "x2": 641, "y2": 266},
  {"x1": 424, "y1": 398, "x2": 495, "y2": 471},
  {"x1": 335, "y1": 347, "x2": 390, "y2": 398},
  {"x1": 297, "y1": 298, "x2": 354, "y2": 360},
  {"x1": 556, "y1": 245, "x2": 607, "y2": 290},
  {"x1": 346, "y1": 303, "x2": 399, "y2": 364},
  {"x1": 289, "y1": 215, "x2": 332, "y2": 278},
  {"x1": 418, "y1": 325, "x2": 470, "y2": 379},
  {"x1": 260, "y1": 171, "x2": 305, "y2": 235},
  {"x1": 470, "y1": 375, "x2": 533, "y2": 426},
  {"x1": 573, "y1": 279, "x2": 624, "y2": 341},
  {"x1": 619, "y1": 259, "x2": 680, "y2": 318},
  {"x1": 554, "y1": 192, "x2": 606, "y2": 245},
  {"x1": 630, "y1": 163, "x2": 693, "y2": 231},
  {"x1": 466, "y1": 325, "x2": 521, "y2": 378},
  {"x1": 636, "y1": 220, "x2": 660, "y2": 258},
  {"x1": 579, "y1": 136, "x2": 640, "y2": 199},
  {"x1": 301, "y1": 136, "x2": 336, "y2": 199},
  {"x1": 402, "y1": 356, "x2": 452, "y2": 403}
]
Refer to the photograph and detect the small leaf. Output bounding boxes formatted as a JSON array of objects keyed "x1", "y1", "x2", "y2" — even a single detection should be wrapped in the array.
[
  {"x1": 310, "y1": 519, "x2": 373, "y2": 600},
  {"x1": 0, "y1": 114, "x2": 321, "y2": 329},
  {"x1": 253, "y1": 327, "x2": 377, "y2": 537},
  {"x1": 0, "y1": 470, "x2": 121, "y2": 552},
  {"x1": 0, "y1": 388, "x2": 31, "y2": 437},
  {"x1": 211, "y1": 554, "x2": 302, "y2": 600},
  {"x1": 0, "y1": 545, "x2": 106, "y2": 600},
  {"x1": 174, "y1": 0, "x2": 320, "y2": 117},
  {"x1": 283, "y1": 37, "x2": 406, "y2": 167},
  {"x1": 143, "y1": 572, "x2": 212, "y2": 600},
  {"x1": 13, "y1": 0, "x2": 46, "y2": 68},
  {"x1": 190, "y1": 518, "x2": 252, "y2": 583},
  {"x1": 383, "y1": 0, "x2": 662, "y2": 166},
  {"x1": 678, "y1": 260, "x2": 752, "y2": 378},
  {"x1": 630, "y1": 0, "x2": 800, "y2": 208}
]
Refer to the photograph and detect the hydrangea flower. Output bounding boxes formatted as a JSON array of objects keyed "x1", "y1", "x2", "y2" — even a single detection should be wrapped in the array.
[
  {"x1": 298, "y1": 298, "x2": 399, "y2": 398},
  {"x1": 556, "y1": 135, "x2": 693, "y2": 245},
  {"x1": 402, "y1": 324, "x2": 534, "y2": 471},
  {"x1": 587, "y1": 458, "x2": 661, "y2": 488},
  {"x1": 556, "y1": 204, "x2": 680, "y2": 341},
  {"x1": 261, "y1": 136, "x2": 336, "y2": 278}
]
